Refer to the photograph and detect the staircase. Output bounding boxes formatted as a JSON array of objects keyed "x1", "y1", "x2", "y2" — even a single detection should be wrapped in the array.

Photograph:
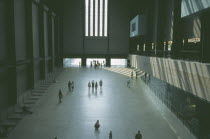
[{"x1": 0, "y1": 69, "x2": 62, "y2": 138}]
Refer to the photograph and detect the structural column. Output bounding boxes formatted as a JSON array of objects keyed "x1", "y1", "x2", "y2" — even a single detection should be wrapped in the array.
[
  {"x1": 171, "y1": 0, "x2": 183, "y2": 59},
  {"x1": 7, "y1": 0, "x2": 17, "y2": 105},
  {"x1": 48, "y1": 11, "x2": 56, "y2": 72},
  {"x1": 105, "y1": 57, "x2": 111, "y2": 67},
  {"x1": 39, "y1": 3, "x2": 46, "y2": 79},
  {"x1": 26, "y1": 0, "x2": 35, "y2": 89},
  {"x1": 156, "y1": 0, "x2": 167, "y2": 57},
  {"x1": 145, "y1": 8, "x2": 154, "y2": 55},
  {"x1": 81, "y1": 57, "x2": 87, "y2": 66},
  {"x1": 200, "y1": 10, "x2": 210, "y2": 63}
]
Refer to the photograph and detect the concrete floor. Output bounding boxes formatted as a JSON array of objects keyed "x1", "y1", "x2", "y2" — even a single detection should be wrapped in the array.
[{"x1": 8, "y1": 67, "x2": 196, "y2": 139}]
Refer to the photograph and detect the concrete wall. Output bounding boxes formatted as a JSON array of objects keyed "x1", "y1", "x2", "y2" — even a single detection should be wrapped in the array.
[
  {"x1": 0, "y1": 69, "x2": 9, "y2": 109},
  {"x1": 183, "y1": 15, "x2": 201, "y2": 38},
  {"x1": 0, "y1": 1, "x2": 7, "y2": 61},
  {"x1": 0, "y1": 0, "x2": 62, "y2": 111},
  {"x1": 181, "y1": 0, "x2": 210, "y2": 17},
  {"x1": 14, "y1": 0, "x2": 27, "y2": 61},
  {"x1": 32, "y1": 3, "x2": 40, "y2": 58},
  {"x1": 44, "y1": 11, "x2": 49, "y2": 58},
  {"x1": 129, "y1": 54, "x2": 210, "y2": 102},
  {"x1": 14, "y1": 0, "x2": 29, "y2": 94},
  {"x1": 32, "y1": 3, "x2": 41, "y2": 84},
  {"x1": 63, "y1": 0, "x2": 130, "y2": 56},
  {"x1": 152, "y1": 0, "x2": 158, "y2": 43},
  {"x1": 164, "y1": 0, "x2": 174, "y2": 41},
  {"x1": 109, "y1": 0, "x2": 129, "y2": 55}
]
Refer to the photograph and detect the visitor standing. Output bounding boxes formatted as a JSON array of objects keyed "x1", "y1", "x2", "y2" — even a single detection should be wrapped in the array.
[
  {"x1": 131, "y1": 71, "x2": 133, "y2": 78},
  {"x1": 127, "y1": 79, "x2": 131, "y2": 88},
  {"x1": 68, "y1": 81, "x2": 71, "y2": 91},
  {"x1": 135, "y1": 131, "x2": 142, "y2": 139},
  {"x1": 109, "y1": 131, "x2": 112, "y2": 139},
  {"x1": 95, "y1": 82, "x2": 98, "y2": 90},
  {"x1": 88, "y1": 82, "x2": 91, "y2": 88},
  {"x1": 94, "y1": 120, "x2": 100, "y2": 130},
  {"x1": 58, "y1": 90, "x2": 63, "y2": 103},
  {"x1": 92, "y1": 80, "x2": 95, "y2": 88},
  {"x1": 99, "y1": 80, "x2": 103, "y2": 87},
  {"x1": 71, "y1": 81, "x2": 74, "y2": 90}
]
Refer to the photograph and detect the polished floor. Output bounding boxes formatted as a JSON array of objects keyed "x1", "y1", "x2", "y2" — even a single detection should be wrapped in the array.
[{"x1": 8, "y1": 67, "x2": 196, "y2": 139}]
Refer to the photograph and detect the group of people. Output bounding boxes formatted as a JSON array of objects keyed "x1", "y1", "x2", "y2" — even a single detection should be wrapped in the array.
[
  {"x1": 54, "y1": 80, "x2": 144, "y2": 139},
  {"x1": 88, "y1": 80, "x2": 103, "y2": 90},
  {"x1": 94, "y1": 120, "x2": 142, "y2": 139},
  {"x1": 68, "y1": 81, "x2": 75, "y2": 91},
  {"x1": 126, "y1": 70, "x2": 138, "y2": 88},
  {"x1": 90, "y1": 60, "x2": 105, "y2": 68},
  {"x1": 58, "y1": 81, "x2": 75, "y2": 103},
  {"x1": 131, "y1": 70, "x2": 138, "y2": 79}
]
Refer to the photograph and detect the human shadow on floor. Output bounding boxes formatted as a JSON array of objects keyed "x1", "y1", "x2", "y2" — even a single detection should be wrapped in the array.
[
  {"x1": 94, "y1": 129, "x2": 100, "y2": 139},
  {"x1": 100, "y1": 88, "x2": 103, "y2": 94},
  {"x1": 88, "y1": 89, "x2": 91, "y2": 98},
  {"x1": 95, "y1": 91, "x2": 98, "y2": 96},
  {"x1": 92, "y1": 89, "x2": 95, "y2": 94}
]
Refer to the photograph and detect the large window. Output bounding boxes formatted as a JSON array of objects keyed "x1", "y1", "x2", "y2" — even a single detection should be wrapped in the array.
[
  {"x1": 85, "y1": 0, "x2": 108, "y2": 37},
  {"x1": 63, "y1": 58, "x2": 81, "y2": 68},
  {"x1": 111, "y1": 59, "x2": 127, "y2": 67},
  {"x1": 86, "y1": 58, "x2": 106, "y2": 66}
]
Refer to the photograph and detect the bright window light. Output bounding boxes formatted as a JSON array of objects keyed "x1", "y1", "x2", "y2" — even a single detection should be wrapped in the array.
[
  {"x1": 85, "y1": 0, "x2": 89, "y2": 36},
  {"x1": 90, "y1": 0, "x2": 93, "y2": 36},
  {"x1": 104, "y1": 0, "x2": 108, "y2": 36},
  {"x1": 85, "y1": 0, "x2": 108, "y2": 37},
  {"x1": 63, "y1": 58, "x2": 81, "y2": 68},
  {"x1": 111, "y1": 59, "x2": 127, "y2": 67},
  {"x1": 95, "y1": 0, "x2": 98, "y2": 36}
]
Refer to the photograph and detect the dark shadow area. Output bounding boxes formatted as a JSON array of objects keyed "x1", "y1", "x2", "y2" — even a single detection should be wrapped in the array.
[{"x1": 142, "y1": 74, "x2": 210, "y2": 139}]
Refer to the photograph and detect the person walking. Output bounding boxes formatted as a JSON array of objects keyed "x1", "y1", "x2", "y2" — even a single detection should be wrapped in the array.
[
  {"x1": 91, "y1": 61, "x2": 93, "y2": 67},
  {"x1": 92, "y1": 80, "x2": 95, "y2": 88},
  {"x1": 68, "y1": 81, "x2": 71, "y2": 91},
  {"x1": 99, "y1": 80, "x2": 103, "y2": 87},
  {"x1": 95, "y1": 82, "x2": 98, "y2": 90},
  {"x1": 58, "y1": 90, "x2": 63, "y2": 103},
  {"x1": 109, "y1": 131, "x2": 112, "y2": 139},
  {"x1": 127, "y1": 79, "x2": 131, "y2": 88},
  {"x1": 94, "y1": 120, "x2": 100, "y2": 130},
  {"x1": 71, "y1": 81, "x2": 74, "y2": 91},
  {"x1": 131, "y1": 71, "x2": 133, "y2": 78},
  {"x1": 88, "y1": 82, "x2": 91, "y2": 88},
  {"x1": 135, "y1": 131, "x2": 142, "y2": 139},
  {"x1": 135, "y1": 71, "x2": 138, "y2": 79}
]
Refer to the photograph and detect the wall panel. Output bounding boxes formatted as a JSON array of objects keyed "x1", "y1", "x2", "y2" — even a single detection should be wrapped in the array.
[
  {"x1": 63, "y1": 0, "x2": 130, "y2": 56},
  {"x1": 32, "y1": 3, "x2": 40, "y2": 58},
  {"x1": 43, "y1": 11, "x2": 49, "y2": 57},
  {"x1": 129, "y1": 54, "x2": 210, "y2": 102},
  {"x1": 16, "y1": 65, "x2": 29, "y2": 95},
  {"x1": 0, "y1": 1, "x2": 7, "y2": 61},
  {"x1": 14, "y1": 0, "x2": 27, "y2": 61}
]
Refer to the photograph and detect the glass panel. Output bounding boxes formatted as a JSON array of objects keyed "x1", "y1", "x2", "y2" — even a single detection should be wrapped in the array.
[
  {"x1": 95, "y1": 0, "x2": 98, "y2": 36},
  {"x1": 86, "y1": 58, "x2": 106, "y2": 67},
  {"x1": 90, "y1": 0, "x2": 93, "y2": 36},
  {"x1": 111, "y1": 59, "x2": 127, "y2": 67},
  {"x1": 63, "y1": 58, "x2": 81, "y2": 68},
  {"x1": 99, "y1": 0, "x2": 103, "y2": 36},
  {"x1": 104, "y1": 0, "x2": 108, "y2": 36},
  {"x1": 85, "y1": 0, "x2": 89, "y2": 36}
]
